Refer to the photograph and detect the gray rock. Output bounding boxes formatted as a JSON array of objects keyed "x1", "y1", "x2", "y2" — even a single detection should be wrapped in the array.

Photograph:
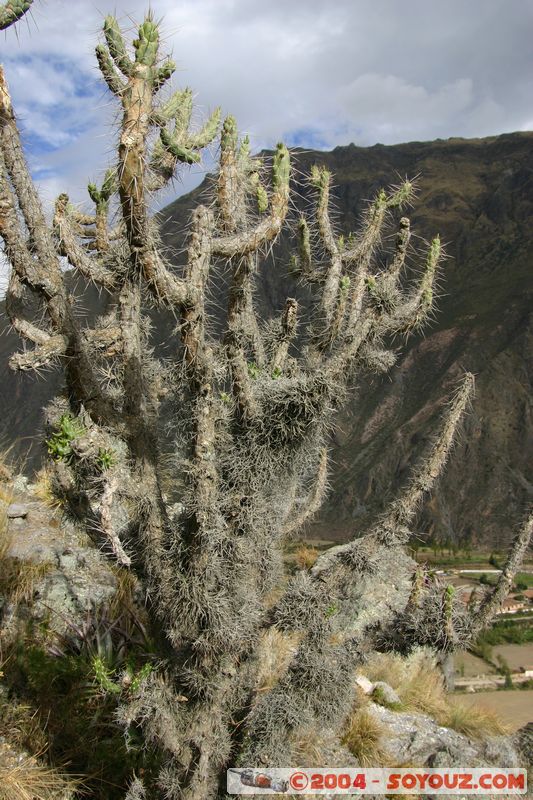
[
  {"x1": 1, "y1": 490, "x2": 118, "y2": 639},
  {"x1": 372, "y1": 681, "x2": 402, "y2": 707},
  {"x1": 11, "y1": 475, "x2": 28, "y2": 493},
  {"x1": 7, "y1": 503, "x2": 29, "y2": 519},
  {"x1": 369, "y1": 702, "x2": 521, "y2": 768},
  {"x1": 513, "y1": 722, "x2": 533, "y2": 767}
]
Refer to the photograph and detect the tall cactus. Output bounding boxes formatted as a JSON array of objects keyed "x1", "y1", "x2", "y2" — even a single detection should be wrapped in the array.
[{"x1": 0, "y1": 10, "x2": 530, "y2": 800}]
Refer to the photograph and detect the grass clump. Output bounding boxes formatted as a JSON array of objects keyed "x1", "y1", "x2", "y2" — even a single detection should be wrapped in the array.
[
  {"x1": 443, "y1": 701, "x2": 508, "y2": 740},
  {"x1": 362, "y1": 649, "x2": 509, "y2": 740},
  {"x1": 256, "y1": 628, "x2": 301, "y2": 692},
  {"x1": 341, "y1": 708, "x2": 390, "y2": 766},
  {"x1": 32, "y1": 468, "x2": 64, "y2": 511},
  {"x1": 294, "y1": 544, "x2": 319, "y2": 570},
  {"x1": 0, "y1": 559, "x2": 53, "y2": 607},
  {"x1": 363, "y1": 649, "x2": 449, "y2": 720},
  {"x1": 0, "y1": 746, "x2": 79, "y2": 800}
]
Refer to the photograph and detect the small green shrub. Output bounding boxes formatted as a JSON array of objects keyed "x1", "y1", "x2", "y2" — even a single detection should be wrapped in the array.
[
  {"x1": 96, "y1": 447, "x2": 116, "y2": 472},
  {"x1": 45, "y1": 414, "x2": 84, "y2": 462}
]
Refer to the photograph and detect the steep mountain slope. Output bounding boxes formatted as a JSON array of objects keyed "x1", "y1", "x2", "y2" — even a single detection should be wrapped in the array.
[{"x1": 1, "y1": 132, "x2": 532, "y2": 547}]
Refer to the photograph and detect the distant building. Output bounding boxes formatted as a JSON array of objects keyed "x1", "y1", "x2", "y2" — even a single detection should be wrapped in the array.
[{"x1": 500, "y1": 598, "x2": 527, "y2": 614}]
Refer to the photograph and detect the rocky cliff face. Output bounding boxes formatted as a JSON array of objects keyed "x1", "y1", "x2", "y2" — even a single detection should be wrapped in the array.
[{"x1": 1, "y1": 132, "x2": 532, "y2": 547}]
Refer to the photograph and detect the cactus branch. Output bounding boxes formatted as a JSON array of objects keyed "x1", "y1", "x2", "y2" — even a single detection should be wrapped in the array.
[
  {"x1": 284, "y1": 447, "x2": 329, "y2": 535},
  {"x1": 53, "y1": 194, "x2": 117, "y2": 288},
  {"x1": 95, "y1": 44, "x2": 126, "y2": 95},
  {"x1": 103, "y1": 15, "x2": 134, "y2": 76},
  {"x1": 271, "y1": 298, "x2": 298, "y2": 374},
  {"x1": 470, "y1": 510, "x2": 533, "y2": 636},
  {"x1": 0, "y1": 0, "x2": 32, "y2": 30}
]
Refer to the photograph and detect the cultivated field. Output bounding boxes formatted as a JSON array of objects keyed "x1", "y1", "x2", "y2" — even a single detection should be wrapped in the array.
[{"x1": 450, "y1": 690, "x2": 533, "y2": 732}]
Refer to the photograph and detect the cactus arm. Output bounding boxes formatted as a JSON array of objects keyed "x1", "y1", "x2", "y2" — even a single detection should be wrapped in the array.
[
  {"x1": 310, "y1": 372, "x2": 475, "y2": 583},
  {"x1": 4, "y1": 270, "x2": 55, "y2": 346},
  {"x1": 283, "y1": 447, "x2": 329, "y2": 535},
  {"x1": 388, "y1": 234, "x2": 441, "y2": 332},
  {"x1": 0, "y1": 0, "x2": 32, "y2": 30},
  {"x1": 186, "y1": 106, "x2": 221, "y2": 149},
  {"x1": 53, "y1": 194, "x2": 117, "y2": 289},
  {"x1": 388, "y1": 215, "x2": 411, "y2": 281},
  {"x1": 159, "y1": 127, "x2": 201, "y2": 164},
  {"x1": 103, "y1": 16, "x2": 134, "y2": 77},
  {"x1": 469, "y1": 510, "x2": 533, "y2": 637},
  {"x1": 152, "y1": 58, "x2": 176, "y2": 93},
  {"x1": 148, "y1": 96, "x2": 219, "y2": 190},
  {"x1": 95, "y1": 44, "x2": 125, "y2": 96},
  {"x1": 0, "y1": 72, "x2": 111, "y2": 418},
  {"x1": 0, "y1": 178, "x2": 70, "y2": 371},
  {"x1": 9, "y1": 334, "x2": 67, "y2": 371},
  {"x1": 164, "y1": 87, "x2": 193, "y2": 128},
  {"x1": 311, "y1": 164, "x2": 339, "y2": 257},
  {"x1": 291, "y1": 216, "x2": 323, "y2": 283},
  {"x1": 270, "y1": 297, "x2": 298, "y2": 375},
  {"x1": 86, "y1": 169, "x2": 116, "y2": 252},
  {"x1": 374, "y1": 371, "x2": 475, "y2": 545},
  {"x1": 212, "y1": 142, "x2": 290, "y2": 257}
]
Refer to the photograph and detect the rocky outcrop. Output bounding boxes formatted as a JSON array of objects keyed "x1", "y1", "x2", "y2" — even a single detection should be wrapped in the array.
[
  {"x1": 370, "y1": 702, "x2": 520, "y2": 769},
  {"x1": 0, "y1": 476, "x2": 117, "y2": 641}
]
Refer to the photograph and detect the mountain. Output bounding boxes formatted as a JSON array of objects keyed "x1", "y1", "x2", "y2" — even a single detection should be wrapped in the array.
[{"x1": 1, "y1": 132, "x2": 532, "y2": 548}]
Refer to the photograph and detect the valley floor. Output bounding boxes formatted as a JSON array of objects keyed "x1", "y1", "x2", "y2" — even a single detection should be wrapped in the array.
[{"x1": 449, "y1": 690, "x2": 533, "y2": 732}]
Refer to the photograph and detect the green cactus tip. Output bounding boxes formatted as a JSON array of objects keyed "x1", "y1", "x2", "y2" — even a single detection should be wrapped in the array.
[
  {"x1": 0, "y1": 0, "x2": 33, "y2": 32},
  {"x1": 388, "y1": 179, "x2": 414, "y2": 209},
  {"x1": 426, "y1": 235, "x2": 441, "y2": 275},
  {"x1": 134, "y1": 17, "x2": 160, "y2": 67},
  {"x1": 221, "y1": 115, "x2": 238, "y2": 154},
  {"x1": 272, "y1": 142, "x2": 290, "y2": 192},
  {"x1": 256, "y1": 184, "x2": 268, "y2": 213},
  {"x1": 310, "y1": 163, "x2": 330, "y2": 191}
]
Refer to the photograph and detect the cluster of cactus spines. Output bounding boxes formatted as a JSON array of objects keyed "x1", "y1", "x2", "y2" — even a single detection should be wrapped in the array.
[
  {"x1": 1, "y1": 10, "x2": 531, "y2": 800},
  {"x1": 0, "y1": 0, "x2": 31, "y2": 30}
]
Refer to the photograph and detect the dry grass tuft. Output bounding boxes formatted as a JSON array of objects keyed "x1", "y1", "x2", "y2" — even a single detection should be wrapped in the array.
[
  {"x1": 0, "y1": 690, "x2": 47, "y2": 761},
  {"x1": 363, "y1": 649, "x2": 448, "y2": 720},
  {"x1": 362, "y1": 649, "x2": 508, "y2": 740},
  {"x1": 291, "y1": 727, "x2": 327, "y2": 766},
  {"x1": 341, "y1": 708, "x2": 390, "y2": 767},
  {"x1": 0, "y1": 745, "x2": 78, "y2": 800},
  {"x1": 363, "y1": 651, "x2": 406, "y2": 689},
  {"x1": 32, "y1": 468, "x2": 63, "y2": 511},
  {"x1": 0, "y1": 444, "x2": 15, "y2": 485},
  {"x1": 443, "y1": 701, "x2": 508, "y2": 740},
  {"x1": 0, "y1": 556, "x2": 53, "y2": 607},
  {"x1": 108, "y1": 564, "x2": 139, "y2": 618},
  {"x1": 294, "y1": 544, "x2": 319, "y2": 570},
  {"x1": 256, "y1": 628, "x2": 302, "y2": 692}
]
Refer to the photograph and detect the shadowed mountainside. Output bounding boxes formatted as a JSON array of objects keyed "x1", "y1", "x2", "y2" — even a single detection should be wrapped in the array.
[{"x1": 1, "y1": 132, "x2": 532, "y2": 547}]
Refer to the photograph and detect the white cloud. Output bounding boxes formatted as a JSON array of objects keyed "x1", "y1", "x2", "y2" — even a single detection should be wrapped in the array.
[{"x1": 0, "y1": 0, "x2": 528, "y2": 213}]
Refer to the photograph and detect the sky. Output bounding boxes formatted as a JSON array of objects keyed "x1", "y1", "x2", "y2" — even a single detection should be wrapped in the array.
[{"x1": 0, "y1": 0, "x2": 531, "y2": 291}]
